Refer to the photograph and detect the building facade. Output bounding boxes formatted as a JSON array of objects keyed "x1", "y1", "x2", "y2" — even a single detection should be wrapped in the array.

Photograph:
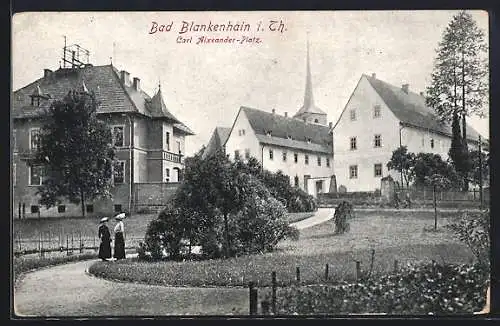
[
  {"x1": 12, "y1": 49, "x2": 193, "y2": 218},
  {"x1": 332, "y1": 73, "x2": 486, "y2": 192},
  {"x1": 222, "y1": 42, "x2": 334, "y2": 197}
]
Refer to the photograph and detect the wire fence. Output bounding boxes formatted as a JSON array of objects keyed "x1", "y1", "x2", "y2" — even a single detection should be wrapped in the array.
[{"x1": 13, "y1": 230, "x2": 145, "y2": 257}]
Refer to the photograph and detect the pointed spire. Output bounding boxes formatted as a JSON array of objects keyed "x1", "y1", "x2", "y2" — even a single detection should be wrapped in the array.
[{"x1": 303, "y1": 33, "x2": 314, "y2": 109}]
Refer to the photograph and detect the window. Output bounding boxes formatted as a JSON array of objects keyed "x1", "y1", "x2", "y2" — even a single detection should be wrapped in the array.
[
  {"x1": 374, "y1": 163, "x2": 382, "y2": 177},
  {"x1": 269, "y1": 149, "x2": 274, "y2": 160},
  {"x1": 176, "y1": 140, "x2": 181, "y2": 154},
  {"x1": 165, "y1": 168, "x2": 170, "y2": 182},
  {"x1": 113, "y1": 161, "x2": 125, "y2": 184},
  {"x1": 349, "y1": 165, "x2": 358, "y2": 179},
  {"x1": 86, "y1": 205, "x2": 94, "y2": 213},
  {"x1": 114, "y1": 204, "x2": 122, "y2": 213},
  {"x1": 30, "y1": 128, "x2": 41, "y2": 150},
  {"x1": 112, "y1": 126, "x2": 124, "y2": 147},
  {"x1": 430, "y1": 138, "x2": 435, "y2": 149},
  {"x1": 241, "y1": 129, "x2": 245, "y2": 136},
  {"x1": 350, "y1": 109, "x2": 356, "y2": 121},
  {"x1": 282, "y1": 151, "x2": 287, "y2": 162},
  {"x1": 350, "y1": 137, "x2": 357, "y2": 150},
  {"x1": 317, "y1": 156, "x2": 321, "y2": 166},
  {"x1": 294, "y1": 175, "x2": 299, "y2": 187},
  {"x1": 234, "y1": 150, "x2": 240, "y2": 160},
  {"x1": 374, "y1": 134, "x2": 382, "y2": 148},
  {"x1": 305, "y1": 155, "x2": 309, "y2": 165},
  {"x1": 31, "y1": 205, "x2": 39, "y2": 214},
  {"x1": 29, "y1": 165, "x2": 45, "y2": 186},
  {"x1": 13, "y1": 163, "x2": 16, "y2": 186},
  {"x1": 314, "y1": 119, "x2": 319, "y2": 123},
  {"x1": 245, "y1": 149, "x2": 251, "y2": 159},
  {"x1": 166, "y1": 132, "x2": 170, "y2": 151},
  {"x1": 421, "y1": 137, "x2": 425, "y2": 147},
  {"x1": 58, "y1": 205, "x2": 66, "y2": 213},
  {"x1": 294, "y1": 153, "x2": 298, "y2": 163},
  {"x1": 373, "y1": 105, "x2": 381, "y2": 118},
  {"x1": 326, "y1": 158, "x2": 330, "y2": 168}
]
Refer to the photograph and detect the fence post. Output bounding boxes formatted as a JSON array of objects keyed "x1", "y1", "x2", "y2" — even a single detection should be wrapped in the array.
[
  {"x1": 433, "y1": 185, "x2": 438, "y2": 231},
  {"x1": 271, "y1": 271, "x2": 277, "y2": 315},
  {"x1": 355, "y1": 261, "x2": 361, "y2": 281},
  {"x1": 93, "y1": 235, "x2": 96, "y2": 252},
  {"x1": 66, "y1": 235, "x2": 70, "y2": 256},
  {"x1": 71, "y1": 233, "x2": 74, "y2": 254},
  {"x1": 394, "y1": 259, "x2": 399, "y2": 273},
  {"x1": 79, "y1": 232, "x2": 83, "y2": 253},
  {"x1": 18, "y1": 202, "x2": 21, "y2": 219},
  {"x1": 22, "y1": 203, "x2": 26, "y2": 219},
  {"x1": 296, "y1": 266, "x2": 300, "y2": 283},
  {"x1": 473, "y1": 189, "x2": 476, "y2": 200},
  {"x1": 248, "y1": 282, "x2": 258, "y2": 315},
  {"x1": 325, "y1": 263, "x2": 329, "y2": 281}
]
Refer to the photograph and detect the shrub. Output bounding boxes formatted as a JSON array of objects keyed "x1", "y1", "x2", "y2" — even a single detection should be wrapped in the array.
[
  {"x1": 333, "y1": 201, "x2": 354, "y2": 234},
  {"x1": 144, "y1": 204, "x2": 185, "y2": 260},
  {"x1": 265, "y1": 262, "x2": 489, "y2": 315},
  {"x1": 446, "y1": 209, "x2": 490, "y2": 268}
]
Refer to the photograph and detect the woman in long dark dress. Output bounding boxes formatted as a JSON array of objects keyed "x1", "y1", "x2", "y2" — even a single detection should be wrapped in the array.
[
  {"x1": 98, "y1": 217, "x2": 112, "y2": 261},
  {"x1": 113, "y1": 213, "x2": 126, "y2": 260}
]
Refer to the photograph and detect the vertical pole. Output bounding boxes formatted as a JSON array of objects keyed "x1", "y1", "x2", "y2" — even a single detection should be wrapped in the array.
[
  {"x1": 394, "y1": 259, "x2": 398, "y2": 273},
  {"x1": 433, "y1": 185, "x2": 437, "y2": 231},
  {"x1": 479, "y1": 135, "x2": 483, "y2": 210},
  {"x1": 80, "y1": 232, "x2": 83, "y2": 253},
  {"x1": 296, "y1": 267, "x2": 300, "y2": 283},
  {"x1": 248, "y1": 282, "x2": 257, "y2": 315},
  {"x1": 22, "y1": 203, "x2": 25, "y2": 219},
  {"x1": 93, "y1": 235, "x2": 96, "y2": 251},
  {"x1": 271, "y1": 271, "x2": 277, "y2": 315},
  {"x1": 18, "y1": 202, "x2": 21, "y2": 219},
  {"x1": 66, "y1": 235, "x2": 69, "y2": 256},
  {"x1": 71, "y1": 233, "x2": 74, "y2": 254},
  {"x1": 325, "y1": 263, "x2": 329, "y2": 281},
  {"x1": 355, "y1": 261, "x2": 361, "y2": 281},
  {"x1": 48, "y1": 231, "x2": 51, "y2": 253}
]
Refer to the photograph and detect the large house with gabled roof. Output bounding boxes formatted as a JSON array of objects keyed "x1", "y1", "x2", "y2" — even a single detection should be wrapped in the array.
[
  {"x1": 222, "y1": 41, "x2": 335, "y2": 197},
  {"x1": 12, "y1": 46, "x2": 194, "y2": 218},
  {"x1": 332, "y1": 73, "x2": 487, "y2": 192}
]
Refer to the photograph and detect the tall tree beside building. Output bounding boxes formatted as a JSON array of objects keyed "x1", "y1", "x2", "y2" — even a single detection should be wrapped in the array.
[
  {"x1": 426, "y1": 11, "x2": 487, "y2": 190},
  {"x1": 449, "y1": 112, "x2": 470, "y2": 186},
  {"x1": 36, "y1": 90, "x2": 115, "y2": 217}
]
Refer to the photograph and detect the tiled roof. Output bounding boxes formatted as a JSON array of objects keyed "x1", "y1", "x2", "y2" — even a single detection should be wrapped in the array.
[
  {"x1": 12, "y1": 64, "x2": 194, "y2": 135},
  {"x1": 202, "y1": 126, "x2": 231, "y2": 158},
  {"x1": 241, "y1": 106, "x2": 332, "y2": 154},
  {"x1": 365, "y1": 74, "x2": 483, "y2": 142}
]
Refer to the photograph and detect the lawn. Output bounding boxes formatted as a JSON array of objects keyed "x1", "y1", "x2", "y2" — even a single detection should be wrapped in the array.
[{"x1": 88, "y1": 210, "x2": 474, "y2": 287}]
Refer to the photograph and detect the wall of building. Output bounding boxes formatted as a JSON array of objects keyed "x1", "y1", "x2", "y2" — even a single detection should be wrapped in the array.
[
  {"x1": 172, "y1": 129, "x2": 186, "y2": 155},
  {"x1": 261, "y1": 143, "x2": 333, "y2": 193},
  {"x1": 225, "y1": 110, "x2": 262, "y2": 162},
  {"x1": 134, "y1": 150, "x2": 148, "y2": 182},
  {"x1": 332, "y1": 76, "x2": 400, "y2": 192}
]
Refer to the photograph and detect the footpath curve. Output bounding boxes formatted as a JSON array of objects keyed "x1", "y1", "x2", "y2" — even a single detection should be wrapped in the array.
[{"x1": 14, "y1": 208, "x2": 334, "y2": 317}]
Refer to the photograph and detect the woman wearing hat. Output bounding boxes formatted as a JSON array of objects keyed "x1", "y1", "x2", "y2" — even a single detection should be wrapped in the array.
[
  {"x1": 113, "y1": 213, "x2": 126, "y2": 260},
  {"x1": 98, "y1": 217, "x2": 112, "y2": 261}
]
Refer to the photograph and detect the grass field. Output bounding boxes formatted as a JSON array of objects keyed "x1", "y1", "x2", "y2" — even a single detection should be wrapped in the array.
[{"x1": 87, "y1": 210, "x2": 474, "y2": 287}]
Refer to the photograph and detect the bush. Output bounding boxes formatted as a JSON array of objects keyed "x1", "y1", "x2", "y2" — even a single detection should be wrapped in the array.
[
  {"x1": 446, "y1": 209, "x2": 490, "y2": 268},
  {"x1": 265, "y1": 262, "x2": 489, "y2": 315},
  {"x1": 333, "y1": 201, "x2": 354, "y2": 234},
  {"x1": 144, "y1": 204, "x2": 185, "y2": 260}
]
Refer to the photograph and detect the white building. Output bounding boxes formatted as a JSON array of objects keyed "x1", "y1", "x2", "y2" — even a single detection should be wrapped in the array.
[
  {"x1": 220, "y1": 42, "x2": 335, "y2": 197},
  {"x1": 332, "y1": 73, "x2": 486, "y2": 192}
]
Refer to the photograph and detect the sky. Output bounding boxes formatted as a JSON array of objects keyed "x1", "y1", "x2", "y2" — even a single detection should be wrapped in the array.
[{"x1": 12, "y1": 10, "x2": 490, "y2": 156}]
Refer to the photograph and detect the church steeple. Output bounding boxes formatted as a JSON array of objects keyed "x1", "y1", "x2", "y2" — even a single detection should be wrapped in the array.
[
  {"x1": 293, "y1": 35, "x2": 327, "y2": 125},
  {"x1": 303, "y1": 36, "x2": 314, "y2": 110}
]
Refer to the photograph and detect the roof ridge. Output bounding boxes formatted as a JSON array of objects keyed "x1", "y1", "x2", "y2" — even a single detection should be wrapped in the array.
[{"x1": 241, "y1": 106, "x2": 330, "y2": 131}]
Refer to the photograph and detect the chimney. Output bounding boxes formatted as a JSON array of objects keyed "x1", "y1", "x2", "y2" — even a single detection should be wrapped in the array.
[
  {"x1": 402, "y1": 84, "x2": 409, "y2": 94},
  {"x1": 284, "y1": 112, "x2": 288, "y2": 117},
  {"x1": 133, "y1": 77, "x2": 141, "y2": 91},
  {"x1": 329, "y1": 122, "x2": 333, "y2": 129},
  {"x1": 44, "y1": 69, "x2": 52, "y2": 78},
  {"x1": 272, "y1": 108, "x2": 275, "y2": 115},
  {"x1": 120, "y1": 70, "x2": 131, "y2": 86},
  {"x1": 371, "y1": 73, "x2": 376, "y2": 79}
]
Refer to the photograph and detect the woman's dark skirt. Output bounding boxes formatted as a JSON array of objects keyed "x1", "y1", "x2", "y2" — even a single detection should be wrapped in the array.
[
  {"x1": 98, "y1": 240, "x2": 112, "y2": 259},
  {"x1": 114, "y1": 232, "x2": 126, "y2": 259}
]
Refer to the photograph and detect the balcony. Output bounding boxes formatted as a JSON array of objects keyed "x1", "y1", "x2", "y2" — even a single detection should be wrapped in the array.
[{"x1": 163, "y1": 151, "x2": 183, "y2": 164}]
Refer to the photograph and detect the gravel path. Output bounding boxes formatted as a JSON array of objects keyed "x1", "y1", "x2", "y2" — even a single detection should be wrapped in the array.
[{"x1": 14, "y1": 209, "x2": 333, "y2": 317}]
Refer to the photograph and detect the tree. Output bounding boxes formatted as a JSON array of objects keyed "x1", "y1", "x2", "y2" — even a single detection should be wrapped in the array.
[
  {"x1": 413, "y1": 153, "x2": 460, "y2": 189},
  {"x1": 426, "y1": 11, "x2": 488, "y2": 190},
  {"x1": 36, "y1": 90, "x2": 115, "y2": 217},
  {"x1": 469, "y1": 149, "x2": 489, "y2": 186},
  {"x1": 449, "y1": 112, "x2": 471, "y2": 188},
  {"x1": 387, "y1": 146, "x2": 416, "y2": 188}
]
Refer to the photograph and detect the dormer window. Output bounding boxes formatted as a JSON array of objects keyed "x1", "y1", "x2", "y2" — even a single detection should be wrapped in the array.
[
  {"x1": 266, "y1": 130, "x2": 272, "y2": 137},
  {"x1": 287, "y1": 135, "x2": 292, "y2": 140},
  {"x1": 374, "y1": 105, "x2": 381, "y2": 118},
  {"x1": 306, "y1": 138, "x2": 311, "y2": 143},
  {"x1": 350, "y1": 109, "x2": 356, "y2": 121}
]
